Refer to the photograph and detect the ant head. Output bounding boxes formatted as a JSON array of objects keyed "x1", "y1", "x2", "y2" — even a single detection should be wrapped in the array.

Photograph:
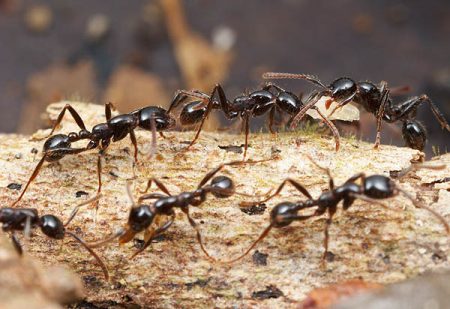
[
  {"x1": 363, "y1": 175, "x2": 396, "y2": 199},
  {"x1": 138, "y1": 106, "x2": 176, "y2": 131},
  {"x1": 270, "y1": 202, "x2": 298, "y2": 227},
  {"x1": 128, "y1": 204, "x2": 155, "y2": 232},
  {"x1": 40, "y1": 215, "x2": 65, "y2": 240},
  {"x1": 402, "y1": 120, "x2": 426, "y2": 151},
  {"x1": 0, "y1": 208, "x2": 14, "y2": 223},
  {"x1": 329, "y1": 77, "x2": 357, "y2": 102},
  {"x1": 210, "y1": 176, "x2": 235, "y2": 198}
]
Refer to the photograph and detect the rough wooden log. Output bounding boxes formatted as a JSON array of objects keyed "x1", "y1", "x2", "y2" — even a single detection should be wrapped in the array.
[{"x1": 0, "y1": 102, "x2": 448, "y2": 308}]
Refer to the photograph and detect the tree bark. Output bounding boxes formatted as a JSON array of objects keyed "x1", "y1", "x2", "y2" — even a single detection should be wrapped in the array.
[{"x1": 0, "y1": 102, "x2": 448, "y2": 308}]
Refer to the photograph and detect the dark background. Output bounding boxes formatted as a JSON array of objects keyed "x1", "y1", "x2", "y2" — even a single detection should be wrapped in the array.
[{"x1": 0, "y1": 0, "x2": 449, "y2": 153}]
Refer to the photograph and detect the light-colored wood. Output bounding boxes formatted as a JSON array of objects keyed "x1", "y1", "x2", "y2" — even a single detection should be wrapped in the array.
[{"x1": 1, "y1": 102, "x2": 448, "y2": 308}]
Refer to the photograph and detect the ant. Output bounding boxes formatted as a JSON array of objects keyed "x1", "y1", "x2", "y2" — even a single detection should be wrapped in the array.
[
  {"x1": 88, "y1": 160, "x2": 269, "y2": 259},
  {"x1": 263, "y1": 72, "x2": 450, "y2": 151},
  {"x1": 167, "y1": 83, "x2": 341, "y2": 159},
  {"x1": 211, "y1": 159, "x2": 449, "y2": 264},
  {"x1": 0, "y1": 195, "x2": 110, "y2": 280},
  {"x1": 10, "y1": 103, "x2": 176, "y2": 208}
]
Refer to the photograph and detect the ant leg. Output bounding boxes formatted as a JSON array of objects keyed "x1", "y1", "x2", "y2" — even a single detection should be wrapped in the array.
[
  {"x1": 131, "y1": 213, "x2": 175, "y2": 259},
  {"x1": 268, "y1": 107, "x2": 276, "y2": 134},
  {"x1": 322, "y1": 207, "x2": 337, "y2": 260},
  {"x1": 10, "y1": 155, "x2": 47, "y2": 207},
  {"x1": 48, "y1": 104, "x2": 88, "y2": 136},
  {"x1": 167, "y1": 90, "x2": 209, "y2": 114},
  {"x1": 243, "y1": 112, "x2": 250, "y2": 160},
  {"x1": 344, "y1": 173, "x2": 365, "y2": 184},
  {"x1": 65, "y1": 231, "x2": 109, "y2": 281},
  {"x1": 64, "y1": 194, "x2": 102, "y2": 227},
  {"x1": 305, "y1": 155, "x2": 334, "y2": 190},
  {"x1": 105, "y1": 102, "x2": 116, "y2": 121},
  {"x1": 262, "y1": 72, "x2": 328, "y2": 89},
  {"x1": 139, "y1": 178, "x2": 172, "y2": 196},
  {"x1": 394, "y1": 95, "x2": 450, "y2": 131},
  {"x1": 181, "y1": 207, "x2": 216, "y2": 262},
  {"x1": 374, "y1": 81, "x2": 390, "y2": 149},
  {"x1": 262, "y1": 82, "x2": 286, "y2": 94},
  {"x1": 187, "y1": 84, "x2": 231, "y2": 149},
  {"x1": 129, "y1": 129, "x2": 139, "y2": 162},
  {"x1": 11, "y1": 233, "x2": 23, "y2": 256},
  {"x1": 241, "y1": 178, "x2": 313, "y2": 207},
  {"x1": 313, "y1": 107, "x2": 341, "y2": 151},
  {"x1": 397, "y1": 188, "x2": 449, "y2": 233},
  {"x1": 351, "y1": 193, "x2": 400, "y2": 213},
  {"x1": 137, "y1": 193, "x2": 168, "y2": 204},
  {"x1": 289, "y1": 91, "x2": 325, "y2": 129}
]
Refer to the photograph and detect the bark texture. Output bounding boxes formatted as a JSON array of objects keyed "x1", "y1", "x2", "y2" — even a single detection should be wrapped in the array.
[{"x1": 0, "y1": 102, "x2": 449, "y2": 308}]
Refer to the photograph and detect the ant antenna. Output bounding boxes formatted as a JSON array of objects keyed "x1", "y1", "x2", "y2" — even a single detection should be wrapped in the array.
[
  {"x1": 220, "y1": 224, "x2": 274, "y2": 264},
  {"x1": 396, "y1": 163, "x2": 446, "y2": 178},
  {"x1": 87, "y1": 227, "x2": 126, "y2": 248},
  {"x1": 126, "y1": 181, "x2": 137, "y2": 208},
  {"x1": 65, "y1": 194, "x2": 102, "y2": 227},
  {"x1": 262, "y1": 72, "x2": 328, "y2": 89},
  {"x1": 65, "y1": 231, "x2": 110, "y2": 281}
]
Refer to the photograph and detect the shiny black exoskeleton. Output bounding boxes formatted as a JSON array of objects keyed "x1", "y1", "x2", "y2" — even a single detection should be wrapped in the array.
[
  {"x1": 167, "y1": 83, "x2": 340, "y2": 159},
  {"x1": 223, "y1": 166, "x2": 449, "y2": 263},
  {"x1": 0, "y1": 200, "x2": 109, "y2": 279},
  {"x1": 11, "y1": 103, "x2": 176, "y2": 207},
  {"x1": 263, "y1": 72, "x2": 450, "y2": 151},
  {"x1": 88, "y1": 161, "x2": 260, "y2": 259}
]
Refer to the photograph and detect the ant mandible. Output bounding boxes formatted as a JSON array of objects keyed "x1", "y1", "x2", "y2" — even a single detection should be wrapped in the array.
[
  {"x1": 167, "y1": 83, "x2": 341, "y2": 159},
  {"x1": 263, "y1": 72, "x2": 450, "y2": 151},
  {"x1": 212, "y1": 159, "x2": 449, "y2": 263},
  {"x1": 0, "y1": 195, "x2": 110, "y2": 280},
  {"x1": 10, "y1": 103, "x2": 176, "y2": 208},
  {"x1": 88, "y1": 160, "x2": 269, "y2": 259}
]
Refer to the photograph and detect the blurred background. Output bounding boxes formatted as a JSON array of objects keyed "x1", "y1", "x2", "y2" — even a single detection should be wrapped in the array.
[{"x1": 0, "y1": 0, "x2": 448, "y2": 154}]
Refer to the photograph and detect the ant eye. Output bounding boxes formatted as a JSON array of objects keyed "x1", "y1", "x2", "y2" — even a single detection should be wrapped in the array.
[{"x1": 329, "y1": 78, "x2": 357, "y2": 101}]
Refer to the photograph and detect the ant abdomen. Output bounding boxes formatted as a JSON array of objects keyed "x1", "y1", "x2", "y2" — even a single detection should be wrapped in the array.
[
  {"x1": 40, "y1": 215, "x2": 65, "y2": 240},
  {"x1": 402, "y1": 120, "x2": 427, "y2": 150},
  {"x1": 43, "y1": 134, "x2": 71, "y2": 161},
  {"x1": 210, "y1": 176, "x2": 234, "y2": 198},
  {"x1": 363, "y1": 175, "x2": 395, "y2": 199},
  {"x1": 179, "y1": 101, "x2": 207, "y2": 126},
  {"x1": 271, "y1": 202, "x2": 298, "y2": 227},
  {"x1": 329, "y1": 77, "x2": 357, "y2": 101}
]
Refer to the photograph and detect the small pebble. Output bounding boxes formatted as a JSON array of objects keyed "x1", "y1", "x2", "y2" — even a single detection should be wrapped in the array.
[{"x1": 7, "y1": 183, "x2": 22, "y2": 190}]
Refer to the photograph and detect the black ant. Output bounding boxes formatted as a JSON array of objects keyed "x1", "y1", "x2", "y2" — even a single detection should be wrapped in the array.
[
  {"x1": 10, "y1": 103, "x2": 176, "y2": 207},
  {"x1": 88, "y1": 160, "x2": 269, "y2": 259},
  {"x1": 167, "y1": 83, "x2": 341, "y2": 159},
  {"x1": 0, "y1": 195, "x2": 109, "y2": 280},
  {"x1": 210, "y1": 159, "x2": 449, "y2": 263},
  {"x1": 263, "y1": 72, "x2": 450, "y2": 151}
]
